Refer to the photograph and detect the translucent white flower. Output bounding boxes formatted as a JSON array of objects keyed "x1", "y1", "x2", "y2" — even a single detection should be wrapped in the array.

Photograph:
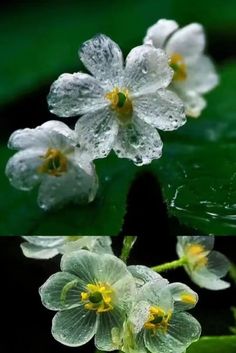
[
  {"x1": 5, "y1": 121, "x2": 98, "y2": 210},
  {"x1": 177, "y1": 236, "x2": 230, "y2": 290},
  {"x1": 48, "y1": 34, "x2": 186, "y2": 166},
  {"x1": 144, "y1": 19, "x2": 219, "y2": 117},
  {"x1": 39, "y1": 250, "x2": 136, "y2": 350},
  {"x1": 20, "y1": 236, "x2": 112, "y2": 259},
  {"x1": 116, "y1": 270, "x2": 200, "y2": 353}
]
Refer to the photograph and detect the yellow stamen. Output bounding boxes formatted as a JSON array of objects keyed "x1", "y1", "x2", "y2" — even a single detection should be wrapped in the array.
[
  {"x1": 38, "y1": 148, "x2": 67, "y2": 176},
  {"x1": 169, "y1": 53, "x2": 187, "y2": 81},
  {"x1": 105, "y1": 87, "x2": 133, "y2": 124},
  {"x1": 144, "y1": 306, "x2": 172, "y2": 333},
  {"x1": 81, "y1": 282, "x2": 113, "y2": 313},
  {"x1": 185, "y1": 243, "x2": 208, "y2": 269},
  {"x1": 180, "y1": 293, "x2": 197, "y2": 305}
]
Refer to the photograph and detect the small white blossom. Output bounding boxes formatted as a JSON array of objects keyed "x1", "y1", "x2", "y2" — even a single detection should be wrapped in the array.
[
  {"x1": 144, "y1": 19, "x2": 219, "y2": 117},
  {"x1": 6, "y1": 121, "x2": 98, "y2": 210},
  {"x1": 20, "y1": 236, "x2": 112, "y2": 259},
  {"x1": 48, "y1": 34, "x2": 186, "y2": 166},
  {"x1": 177, "y1": 236, "x2": 230, "y2": 290}
]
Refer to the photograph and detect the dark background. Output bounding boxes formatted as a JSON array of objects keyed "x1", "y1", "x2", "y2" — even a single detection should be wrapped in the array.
[{"x1": 0, "y1": 236, "x2": 235, "y2": 353}]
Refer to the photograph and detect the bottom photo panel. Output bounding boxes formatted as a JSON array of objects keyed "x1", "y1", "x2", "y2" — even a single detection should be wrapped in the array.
[{"x1": 1, "y1": 235, "x2": 236, "y2": 353}]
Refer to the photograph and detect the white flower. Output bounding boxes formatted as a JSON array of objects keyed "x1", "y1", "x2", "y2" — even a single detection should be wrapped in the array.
[
  {"x1": 20, "y1": 236, "x2": 113, "y2": 259},
  {"x1": 6, "y1": 121, "x2": 98, "y2": 210},
  {"x1": 39, "y1": 250, "x2": 136, "y2": 350},
  {"x1": 177, "y1": 236, "x2": 230, "y2": 290},
  {"x1": 48, "y1": 34, "x2": 186, "y2": 166},
  {"x1": 144, "y1": 19, "x2": 219, "y2": 117}
]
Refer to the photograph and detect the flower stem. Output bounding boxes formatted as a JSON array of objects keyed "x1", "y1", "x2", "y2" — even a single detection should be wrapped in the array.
[
  {"x1": 152, "y1": 257, "x2": 187, "y2": 273},
  {"x1": 120, "y1": 236, "x2": 137, "y2": 263}
]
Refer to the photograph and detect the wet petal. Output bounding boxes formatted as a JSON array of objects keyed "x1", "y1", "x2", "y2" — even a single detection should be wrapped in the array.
[
  {"x1": 171, "y1": 87, "x2": 206, "y2": 118},
  {"x1": 133, "y1": 89, "x2": 186, "y2": 130},
  {"x1": 5, "y1": 149, "x2": 44, "y2": 190},
  {"x1": 37, "y1": 163, "x2": 98, "y2": 210},
  {"x1": 75, "y1": 107, "x2": 118, "y2": 159},
  {"x1": 52, "y1": 306, "x2": 97, "y2": 346},
  {"x1": 95, "y1": 309, "x2": 124, "y2": 351},
  {"x1": 144, "y1": 312, "x2": 201, "y2": 353},
  {"x1": 168, "y1": 282, "x2": 198, "y2": 311},
  {"x1": 79, "y1": 34, "x2": 124, "y2": 89},
  {"x1": 128, "y1": 265, "x2": 168, "y2": 288},
  {"x1": 137, "y1": 281, "x2": 173, "y2": 312},
  {"x1": 144, "y1": 19, "x2": 179, "y2": 48},
  {"x1": 206, "y1": 251, "x2": 230, "y2": 277},
  {"x1": 191, "y1": 271, "x2": 230, "y2": 290},
  {"x1": 20, "y1": 242, "x2": 59, "y2": 259},
  {"x1": 22, "y1": 236, "x2": 64, "y2": 247},
  {"x1": 113, "y1": 117, "x2": 163, "y2": 166},
  {"x1": 124, "y1": 45, "x2": 173, "y2": 95},
  {"x1": 48, "y1": 73, "x2": 107, "y2": 117},
  {"x1": 166, "y1": 23, "x2": 205, "y2": 61},
  {"x1": 39, "y1": 272, "x2": 85, "y2": 310}
]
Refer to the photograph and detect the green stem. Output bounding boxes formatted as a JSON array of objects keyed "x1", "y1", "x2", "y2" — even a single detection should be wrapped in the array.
[
  {"x1": 120, "y1": 236, "x2": 137, "y2": 263},
  {"x1": 152, "y1": 257, "x2": 187, "y2": 273}
]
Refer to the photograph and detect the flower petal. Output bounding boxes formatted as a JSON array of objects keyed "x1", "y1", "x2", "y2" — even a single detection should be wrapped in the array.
[
  {"x1": 181, "y1": 55, "x2": 219, "y2": 94},
  {"x1": 171, "y1": 87, "x2": 206, "y2": 118},
  {"x1": 166, "y1": 23, "x2": 205, "y2": 61},
  {"x1": 133, "y1": 89, "x2": 186, "y2": 130},
  {"x1": 95, "y1": 309, "x2": 124, "y2": 351},
  {"x1": 206, "y1": 250, "x2": 230, "y2": 277},
  {"x1": 79, "y1": 34, "x2": 124, "y2": 89},
  {"x1": 144, "y1": 19, "x2": 179, "y2": 48},
  {"x1": 37, "y1": 163, "x2": 98, "y2": 210},
  {"x1": 39, "y1": 272, "x2": 85, "y2": 310},
  {"x1": 144, "y1": 311, "x2": 201, "y2": 353},
  {"x1": 168, "y1": 282, "x2": 198, "y2": 311},
  {"x1": 128, "y1": 265, "x2": 168, "y2": 288},
  {"x1": 177, "y1": 236, "x2": 215, "y2": 259},
  {"x1": 137, "y1": 281, "x2": 173, "y2": 312},
  {"x1": 113, "y1": 117, "x2": 163, "y2": 166},
  {"x1": 75, "y1": 107, "x2": 118, "y2": 159},
  {"x1": 22, "y1": 236, "x2": 64, "y2": 247},
  {"x1": 5, "y1": 149, "x2": 43, "y2": 190},
  {"x1": 20, "y1": 242, "x2": 59, "y2": 259},
  {"x1": 191, "y1": 271, "x2": 230, "y2": 290},
  {"x1": 52, "y1": 306, "x2": 97, "y2": 347},
  {"x1": 48, "y1": 72, "x2": 108, "y2": 117},
  {"x1": 124, "y1": 45, "x2": 173, "y2": 95}
]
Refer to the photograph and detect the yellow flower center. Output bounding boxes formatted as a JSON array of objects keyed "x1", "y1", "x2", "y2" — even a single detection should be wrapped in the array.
[
  {"x1": 185, "y1": 244, "x2": 208, "y2": 269},
  {"x1": 144, "y1": 306, "x2": 172, "y2": 333},
  {"x1": 105, "y1": 87, "x2": 133, "y2": 124},
  {"x1": 180, "y1": 293, "x2": 197, "y2": 305},
  {"x1": 81, "y1": 282, "x2": 113, "y2": 313},
  {"x1": 38, "y1": 148, "x2": 67, "y2": 176},
  {"x1": 169, "y1": 53, "x2": 187, "y2": 81}
]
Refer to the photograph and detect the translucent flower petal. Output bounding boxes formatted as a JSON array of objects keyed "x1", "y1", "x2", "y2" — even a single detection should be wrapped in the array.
[
  {"x1": 95, "y1": 309, "x2": 124, "y2": 351},
  {"x1": 90, "y1": 236, "x2": 113, "y2": 254},
  {"x1": 39, "y1": 272, "x2": 85, "y2": 310},
  {"x1": 144, "y1": 19, "x2": 179, "y2": 48},
  {"x1": 128, "y1": 301, "x2": 151, "y2": 334},
  {"x1": 37, "y1": 163, "x2": 98, "y2": 210},
  {"x1": 128, "y1": 265, "x2": 168, "y2": 288},
  {"x1": 8, "y1": 127, "x2": 50, "y2": 150},
  {"x1": 191, "y1": 271, "x2": 230, "y2": 290},
  {"x1": 124, "y1": 45, "x2": 173, "y2": 95},
  {"x1": 181, "y1": 55, "x2": 219, "y2": 94},
  {"x1": 20, "y1": 242, "x2": 59, "y2": 259},
  {"x1": 171, "y1": 87, "x2": 206, "y2": 118},
  {"x1": 176, "y1": 236, "x2": 215, "y2": 259},
  {"x1": 5, "y1": 149, "x2": 44, "y2": 190},
  {"x1": 133, "y1": 89, "x2": 186, "y2": 131},
  {"x1": 168, "y1": 282, "x2": 198, "y2": 311},
  {"x1": 52, "y1": 306, "x2": 97, "y2": 347},
  {"x1": 48, "y1": 72, "x2": 108, "y2": 117},
  {"x1": 144, "y1": 311, "x2": 201, "y2": 353},
  {"x1": 75, "y1": 107, "x2": 118, "y2": 159},
  {"x1": 79, "y1": 34, "x2": 124, "y2": 89},
  {"x1": 113, "y1": 117, "x2": 163, "y2": 166},
  {"x1": 22, "y1": 236, "x2": 64, "y2": 247},
  {"x1": 63, "y1": 236, "x2": 113, "y2": 255},
  {"x1": 166, "y1": 23, "x2": 205, "y2": 61},
  {"x1": 206, "y1": 250, "x2": 230, "y2": 277}
]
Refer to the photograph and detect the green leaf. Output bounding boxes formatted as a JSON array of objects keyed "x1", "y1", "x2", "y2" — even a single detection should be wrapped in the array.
[{"x1": 187, "y1": 336, "x2": 236, "y2": 353}]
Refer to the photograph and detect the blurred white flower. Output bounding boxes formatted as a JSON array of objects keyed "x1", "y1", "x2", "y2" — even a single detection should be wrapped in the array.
[
  {"x1": 21, "y1": 236, "x2": 112, "y2": 259},
  {"x1": 48, "y1": 34, "x2": 186, "y2": 166},
  {"x1": 6, "y1": 121, "x2": 98, "y2": 210},
  {"x1": 177, "y1": 236, "x2": 230, "y2": 290},
  {"x1": 144, "y1": 19, "x2": 219, "y2": 117}
]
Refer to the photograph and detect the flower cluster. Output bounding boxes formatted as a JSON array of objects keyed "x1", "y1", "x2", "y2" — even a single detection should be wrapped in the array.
[
  {"x1": 20, "y1": 235, "x2": 231, "y2": 353},
  {"x1": 5, "y1": 19, "x2": 218, "y2": 210}
]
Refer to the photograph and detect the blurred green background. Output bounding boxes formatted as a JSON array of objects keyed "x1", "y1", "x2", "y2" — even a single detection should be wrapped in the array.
[{"x1": 1, "y1": 0, "x2": 236, "y2": 235}]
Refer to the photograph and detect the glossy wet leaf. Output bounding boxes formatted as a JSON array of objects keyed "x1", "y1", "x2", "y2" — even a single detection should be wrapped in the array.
[{"x1": 187, "y1": 336, "x2": 236, "y2": 353}]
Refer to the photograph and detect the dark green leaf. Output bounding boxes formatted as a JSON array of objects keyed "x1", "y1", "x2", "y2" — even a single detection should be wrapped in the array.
[{"x1": 187, "y1": 336, "x2": 236, "y2": 353}]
